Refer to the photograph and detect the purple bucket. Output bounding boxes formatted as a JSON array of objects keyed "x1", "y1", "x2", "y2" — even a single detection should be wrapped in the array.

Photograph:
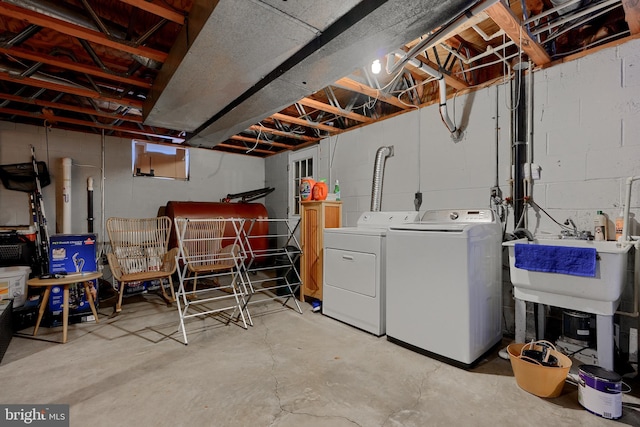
[{"x1": 577, "y1": 364, "x2": 622, "y2": 420}]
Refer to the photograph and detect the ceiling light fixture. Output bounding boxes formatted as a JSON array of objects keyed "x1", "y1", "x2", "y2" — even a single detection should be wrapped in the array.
[{"x1": 371, "y1": 59, "x2": 381, "y2": 74}]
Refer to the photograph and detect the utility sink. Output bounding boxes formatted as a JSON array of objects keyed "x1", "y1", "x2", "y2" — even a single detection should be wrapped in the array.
[{"x1": 503, "y1": 238, "x2": 632, "y2": 315}]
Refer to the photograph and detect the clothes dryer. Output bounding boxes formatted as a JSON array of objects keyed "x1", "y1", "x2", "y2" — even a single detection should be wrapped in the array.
[{"x1": 323, "y1": 211, "x2": 420, "y2": 336}]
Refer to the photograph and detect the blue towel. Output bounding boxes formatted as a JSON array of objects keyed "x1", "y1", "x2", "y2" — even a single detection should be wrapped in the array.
[{"x1": 514, "y1": 243, "x2": 597, "y2": 277}]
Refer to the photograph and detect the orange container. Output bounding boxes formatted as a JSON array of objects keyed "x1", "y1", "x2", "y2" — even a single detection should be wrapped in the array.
[
  {"x1": 312, "y1": 181, "x2": 328, "y2": 200},
  {"x1": 300, "y1": 177, "x2": 315, "y2": 201},
  {"x1": 507, "y1": 342, "x2": 572, "y2": 398}
]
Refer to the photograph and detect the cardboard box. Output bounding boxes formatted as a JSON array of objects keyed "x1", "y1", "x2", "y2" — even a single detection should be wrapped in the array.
[
  {"x1": 49, "y1": 234, "x2": 97, "y2": 275},
  {"x1": 46, "y1": 281, "x2": 98, "y2": 317},
  {"x1": 42, "y1": 310, "x2": 97, "y2": 328},
  {"x1": 48, "y1": 234, "x2": 99, "y2": 317},
  {"x1": 117, "y1": 278, "x2": 165, "y2": 296}
]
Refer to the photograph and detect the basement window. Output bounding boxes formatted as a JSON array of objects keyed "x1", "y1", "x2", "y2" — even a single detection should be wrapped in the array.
[
  {"x1": 132, "y1": 140, "x2": 189, "y2": 180},
  {"x1": 289, "y1": 147, "x2": 317, "y2": 217}
]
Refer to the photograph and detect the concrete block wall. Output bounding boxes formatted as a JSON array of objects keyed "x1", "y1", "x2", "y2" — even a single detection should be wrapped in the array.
[
  {"x1": 0, "y1": 123, "x2": 265, "y2": 243},
  {"x1": 531, "y1": 40, "x2": 640, "y2": 238}
]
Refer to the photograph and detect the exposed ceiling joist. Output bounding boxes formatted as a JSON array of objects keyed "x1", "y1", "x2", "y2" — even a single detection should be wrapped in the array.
[
  {"x1": 485, "y1": 1, "x2": 551, "y2": 65},
  {"x1": 297, "y1": 97, "x2": 373, "y2": 123},
  {"x1": 0, "y1": 72, "x2": 143, "y2": 109},
  {"x1": 247, "y1": 124, "x2": 320, "y2": 142},
  {"x1": 119, "y1": 0, "x2": 186, "y2": 24},
  {"x1": 409, "y1": 54, "x2": 469, "y2": 90},
  {"x1": 0, "y1": 0, "x2": 634, "y2": 157},
  {"x1": 333, "y1": 77, "x2": 409, "y2": 110},
  {"x1": 271, "y1": 112, "x2": 340, "y2": 134},
  {"x1": 0, "y1": 91, "x2": 143, "y2": 123},
  {"x1": 0, "y1": 2, "x2": 168, "y2": 63},
  {"x1": 230, "y1": 134, "x2": 294, "y2": 150},
  {"x1": 0, "y1": 106, "x2": 180, "y2": 141},
  {"x1": 622, "y1": 0, "x2": 640, "y2": 34},
  {"x1": 0, "y1": 46, "x2": 152, "y2": 89},
  {"x1": 217, "y1": 142, "x2": 274, "y2": 156}
]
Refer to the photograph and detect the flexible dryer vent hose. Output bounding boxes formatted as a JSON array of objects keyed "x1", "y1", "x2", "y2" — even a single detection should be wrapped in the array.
[{"x1": 370, "y1": 146, "x2": 393, "y2": 212}]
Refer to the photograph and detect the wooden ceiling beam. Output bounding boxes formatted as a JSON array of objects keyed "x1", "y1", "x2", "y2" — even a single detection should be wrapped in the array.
[
  {"x1": 0, "y1": 106, "x2": 181, "y2": 141},
  {"x1": 0, "y1": 47, "x2": 152, "y2": 89},
  {"x1": 271, "y1": 112, "x2": 340, "y2": 134},
  {"x1": 247, "y1": 124, "x2": 320, "y2": 142},
  {"x1": 0, "y1": 2, "x2": 168, "y2": 63},
  {"x1": 397, "y1": 45, "x2": 469, "y2": 91},
  {"x1": 216, "y1": 142, "x2": 274, "y2": 155},
  {"x1": 118, "y1": 0, "x2": 186, "y2": 24},
  {"x1": 622, "y1": 0, "x2": 640, "y2": 34},
  {"x1": 297, "y1": 97, "x2": 373, "y2": 123},
  {"x1": 230, "y1": 134, "x2": 294, "y2": 149},
  {"x1": 409, "y1": 54, "x2": 469, "y2": 91},
  {"x1": 333, "y1": 77, "x2": 410, "y2": 110},
  {"x1": 485, "y1": 1, "x2": 551, "y2": 65},
  {"x1": 0, "y1": 73, "x2": 143, "y2": 110},
  {"x1": 0, "y1": 91, "x2": 143, "y2": 123}
]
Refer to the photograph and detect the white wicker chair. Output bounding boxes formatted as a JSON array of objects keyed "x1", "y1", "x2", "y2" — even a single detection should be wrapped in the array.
[{"x1": 106, "y1": 216, "x2": 177, "y2": 313}]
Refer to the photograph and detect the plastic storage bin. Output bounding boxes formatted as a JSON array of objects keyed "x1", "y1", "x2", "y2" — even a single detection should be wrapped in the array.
[{"x1": 0, "y1": 266, "x2": 31, "y2": 307}]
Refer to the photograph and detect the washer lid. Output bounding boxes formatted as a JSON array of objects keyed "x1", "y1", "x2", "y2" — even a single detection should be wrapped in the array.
[{"x1": 388, "y1": 223, "x2": 468, "y2": 232}]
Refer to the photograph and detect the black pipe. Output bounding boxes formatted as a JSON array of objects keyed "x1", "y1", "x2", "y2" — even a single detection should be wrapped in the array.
[
  {"x1": 512, "y1": 66, "x2": 527, "y2": 228},
  {"x1": 87, "y1": 178, "x2": 94, "y2": 233}
]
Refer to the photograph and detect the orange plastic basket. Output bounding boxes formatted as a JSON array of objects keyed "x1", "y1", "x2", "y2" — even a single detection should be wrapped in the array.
[{"x1": 507, "y1": 341, "x2": 572, "y2": 398}]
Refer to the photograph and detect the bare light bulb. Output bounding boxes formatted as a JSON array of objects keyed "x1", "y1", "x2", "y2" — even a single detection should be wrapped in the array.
[{"x1": 371, "y1": 59, "x2": 381, "y2": 75}]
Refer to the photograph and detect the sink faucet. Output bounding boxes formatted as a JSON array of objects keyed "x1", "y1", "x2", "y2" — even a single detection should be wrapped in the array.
[
  {"x1": 563, "y1": 218, "x2": 577, "y2": 237},
  {"x1": 561, "y1": 218, "x2": 593, "y2": 240}
]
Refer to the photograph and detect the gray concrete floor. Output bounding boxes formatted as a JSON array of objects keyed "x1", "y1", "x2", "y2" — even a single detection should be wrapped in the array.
[{"x1": 2, "y1": 290, "x2": 640, "y2": 427}]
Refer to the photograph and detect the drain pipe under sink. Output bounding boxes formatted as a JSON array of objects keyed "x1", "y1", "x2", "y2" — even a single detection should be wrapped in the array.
[{"x1": 370, "y1": 146, "x2": 394, "y2": 212}]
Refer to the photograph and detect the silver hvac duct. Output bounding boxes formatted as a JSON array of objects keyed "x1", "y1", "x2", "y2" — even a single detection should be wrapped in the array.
[{"x1": 370, "y1": 145, "x2": 394, "y2": 212}]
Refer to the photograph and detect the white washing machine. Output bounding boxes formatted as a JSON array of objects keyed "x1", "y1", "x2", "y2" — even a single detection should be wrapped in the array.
[
  {"x1": 323, "y1": 211, "x2": 420, "y2": 336},
  {"x1": 386, "y1": 209, "x2": 502, "y2": 368}
]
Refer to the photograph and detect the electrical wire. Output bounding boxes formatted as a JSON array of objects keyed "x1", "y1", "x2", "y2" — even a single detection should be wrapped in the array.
[
  {"x1": 550, "y1": 30, "x2": 631, "y2": 58},
  {"x1": 528, "y1": 199, "x2": 574, "y2": 231},
  {"x1": 514, "y1": 200, "x2": 528, "y2": 230},
  {"x1": 246, "y1": 122, "x2": 275, "y2": 154}
]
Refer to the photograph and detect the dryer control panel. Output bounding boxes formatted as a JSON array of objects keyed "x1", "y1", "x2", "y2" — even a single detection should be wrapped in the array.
[
  {"x1": 420, "y1": 209, "x2": 495, "y2": 224},
  {"x1": 357, "y1": 211, "x2": 420, "y2": 228}
]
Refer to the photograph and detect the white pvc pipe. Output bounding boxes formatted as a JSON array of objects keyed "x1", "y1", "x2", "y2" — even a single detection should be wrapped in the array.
[
  {"x1": 616, "y1": 177, "x2": 640, "y2": 323},
  {"x1": 60, "y1": 157, "x2": 72, "y2": 234},
  {"x1": 622, "y1": 176, "x2": 640, "y2": 241},
  {"x1": 391, "y1": 52, "x2": 460, "y2": 139}
]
